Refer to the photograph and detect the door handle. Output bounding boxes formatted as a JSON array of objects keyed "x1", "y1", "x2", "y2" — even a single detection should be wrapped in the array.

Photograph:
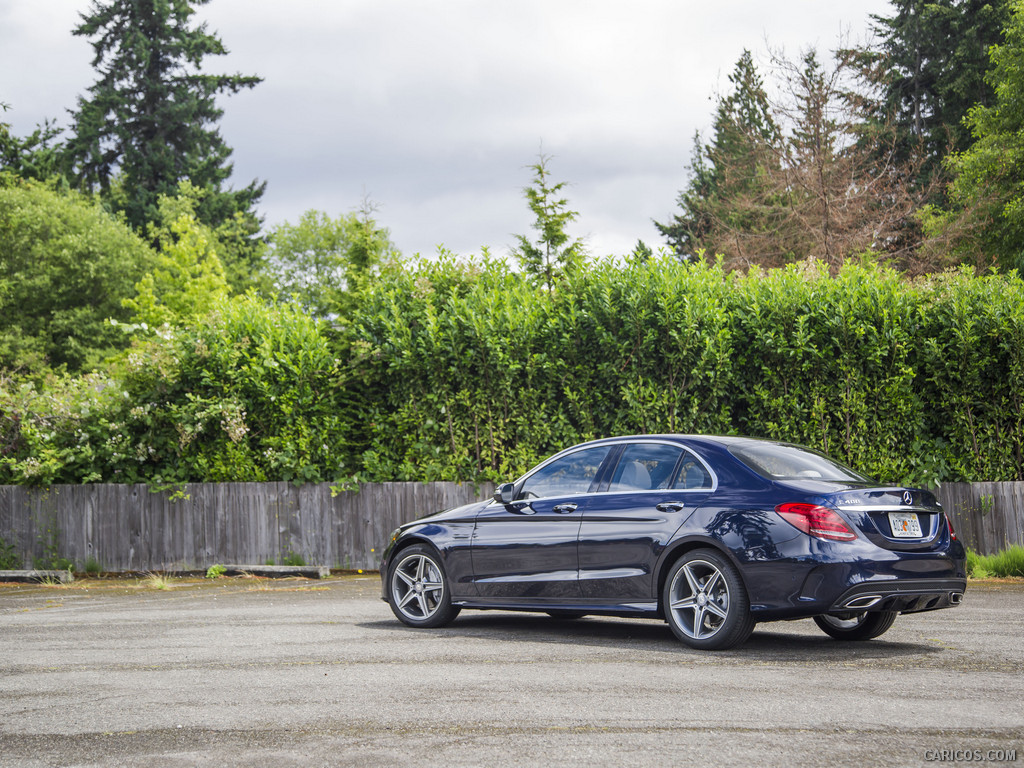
[
  {"x1": 552, "y1": 502, "x2": 578, "y2": 514},
  {"x1": 656, "y1": 501, "x2": 687, "y2": 512}
]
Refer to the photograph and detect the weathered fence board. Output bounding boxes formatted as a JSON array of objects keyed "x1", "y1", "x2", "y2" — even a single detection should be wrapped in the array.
[
  {"x1": 0, "y1": 482, "x2": 494, "y2": 572},
  {"x1": 2, "y1": 480, "x2": 1022, "y2": 573},
  {"x1": 934, "y1": 482, "x2": 1024, "y2": 555}
]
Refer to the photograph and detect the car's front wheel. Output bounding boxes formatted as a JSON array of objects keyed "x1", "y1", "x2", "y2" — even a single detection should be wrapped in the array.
[
  {"x1": 663, "y1": 549, "x2": 754, "y2": 650},
  {"x1": 386, "y1": 545, "x2": 461, "y2": 628},
  {"x1": 813, "y1": 611, "x2": 897, "y2": 640}
]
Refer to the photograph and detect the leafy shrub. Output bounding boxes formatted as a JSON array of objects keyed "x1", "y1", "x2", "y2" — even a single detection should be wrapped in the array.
[
  {"x1": 112, "y1": 294, "x2": 356, "y2": 484},
  {"x1": 33, "y1": 554, "x2": 74, "y2": 571},
  {"x1": 0, "y1": 177, "x2": 156, "y2": 373},
  {"x1": 1, "y1": 294, "x2": 357, "y2": 485}
]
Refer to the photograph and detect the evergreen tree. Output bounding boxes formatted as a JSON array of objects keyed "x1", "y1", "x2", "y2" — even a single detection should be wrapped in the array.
[
  {"x1": 655, "y1": 51, "x2": 782, "y2": 261},
  {"x1": 512, "y1": 154, "x2": 586, "y2": 291},
  {"x1": 64, "y1": 0, "x2": 265, "y2": 282},
  {"x1": 927, "y1": 0, "x2": 1024, "y2": 271},
  {"x1": 781, "y1": 50, "x2": 850, "y2": 264},
  {"x1": 660, "y1": 47, "x2": 933, "y2": 272},
  {"x1": 767, "y1": 48, "x2": 934, "y2": 270},
  {"x1": 855, "y1": 0, "x2": 1009, "y2": 185}
]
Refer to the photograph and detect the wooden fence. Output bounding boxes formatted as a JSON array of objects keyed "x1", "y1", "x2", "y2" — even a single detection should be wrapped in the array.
[
  {"x1": 0, "y1": 482, "x2": 494, "y2": 572},
  {"x1": 0, "y1": 480, "x2": 1021, "y2": 572},
  {"x1": 933, "y1": 482, "x2": 1024, "y2": 557}
]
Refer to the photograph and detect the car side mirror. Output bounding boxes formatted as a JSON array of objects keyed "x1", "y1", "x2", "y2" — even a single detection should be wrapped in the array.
[{"x1": 493, "y1": 482, "x2": 516, "y2": 505}]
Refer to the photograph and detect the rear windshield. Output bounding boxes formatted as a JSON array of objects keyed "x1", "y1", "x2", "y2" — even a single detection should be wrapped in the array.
[{"x1": 729, "y1": 442, "x2": 874, "y2": 483}]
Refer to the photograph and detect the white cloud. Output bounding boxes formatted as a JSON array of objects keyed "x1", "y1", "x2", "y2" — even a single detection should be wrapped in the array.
[{"x1": 0, "y1": 0, "x2": 891, "y2": 259}]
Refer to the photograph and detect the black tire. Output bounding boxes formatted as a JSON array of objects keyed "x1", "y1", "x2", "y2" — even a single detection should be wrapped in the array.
[
  {"x1": 662, "y1": 549, "x2": 754, "y2": 650},
  {"x1": 386, "y1": 544, "x2": 461, "y2": 628},
  {"x1": 545, "y1": 610, "x2": 587, "y2": 620},
  {"x1": 813, "y1": 611, "x2": 897, "y2": 641}
]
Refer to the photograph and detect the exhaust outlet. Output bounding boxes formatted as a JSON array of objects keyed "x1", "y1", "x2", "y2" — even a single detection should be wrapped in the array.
[
  {"x1": 949, "y1": 592, "x2": 963, "y2": 605},
  {"x1": 843, "y1": 594, "x2": 884, "y2": 610}
]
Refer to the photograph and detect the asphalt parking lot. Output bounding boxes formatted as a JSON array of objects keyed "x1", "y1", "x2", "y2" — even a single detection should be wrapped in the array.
[{"x1": 0, "y1": 575, "x2": 1021, "y2": 768}]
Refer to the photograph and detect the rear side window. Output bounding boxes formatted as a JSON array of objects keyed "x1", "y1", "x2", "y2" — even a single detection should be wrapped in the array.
[
  {"x1": 730, "y1": 442, "x2": 873, "y2": 483},
  {"x1": 519, "y1": 445, "x2": 611, "y2": 499},
  {"x1": 608, "y1": 443, "x2": 713, "y2": 491},
  {"x1": 673, "y1": 455, "x2": 713, "y2": 490}
]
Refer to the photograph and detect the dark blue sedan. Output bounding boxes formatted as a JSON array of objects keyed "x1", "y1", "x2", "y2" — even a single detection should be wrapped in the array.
[{"x1": 380, "y1": 435, "x2": 966, "y2": 650}]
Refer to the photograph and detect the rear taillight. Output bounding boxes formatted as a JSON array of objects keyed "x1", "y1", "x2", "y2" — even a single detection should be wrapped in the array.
[
  {"x1": 775, "y1": 503, "x2": 857, "y2": 542},
  {"x1": 946, "y1": 516, "x2": 957, "y2": 540}
]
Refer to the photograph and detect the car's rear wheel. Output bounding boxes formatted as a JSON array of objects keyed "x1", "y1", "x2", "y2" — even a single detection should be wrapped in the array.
[
  {"x1": 663, "y1": 549, "x2": 754, "y2": 650},
  {"x1": 386, "y1": 545, "x2": 461, "y2": 628},
  {"x1": 813, "y1": 611, "x2": 897, "y2": 640}
]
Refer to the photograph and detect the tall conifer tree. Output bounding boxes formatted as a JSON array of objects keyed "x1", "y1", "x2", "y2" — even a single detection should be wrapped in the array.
[
  {"x1": 856, "y1": 0, "x2": 1009, "y2": 184},
  {"x1": 65, "y1": 0, "x2": 264, "y2": 279},
  {"x1": 655, "y1": 51, "x2": 781, "y2": 260},
  {"x1": 512, "y1": 154, "x2": 586, "y2": 292}
]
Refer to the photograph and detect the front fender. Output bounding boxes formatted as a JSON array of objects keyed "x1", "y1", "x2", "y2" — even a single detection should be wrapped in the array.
[{"x1": 380, "y1": 518, "x2": 477, "y2": 600}]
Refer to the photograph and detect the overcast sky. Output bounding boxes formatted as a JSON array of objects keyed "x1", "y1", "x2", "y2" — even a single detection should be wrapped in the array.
[{"x1": 1, "y1": 0, "x2": 892, "y2": 259}]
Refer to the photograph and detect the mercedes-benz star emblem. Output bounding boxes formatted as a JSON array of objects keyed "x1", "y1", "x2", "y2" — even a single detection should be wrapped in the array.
[{"x1": 902, "y1": 490, "x2": 913, "y2": 506}]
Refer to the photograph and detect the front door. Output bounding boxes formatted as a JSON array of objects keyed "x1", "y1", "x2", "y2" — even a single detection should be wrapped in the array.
[{"x1": 470, "y1": 444, "x2": 612, "y2": 600}]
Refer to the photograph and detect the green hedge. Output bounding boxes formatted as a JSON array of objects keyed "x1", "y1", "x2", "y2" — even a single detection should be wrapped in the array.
[
  {"x1": 352, "y1": 255, "x2": 737, "y2": 480},
  {"x1": 351, "y1": 256, "x2": 1024, "y2": 484},
  {"x1": 2, "y1": 256, "x2": 1023, "y2": 486}
]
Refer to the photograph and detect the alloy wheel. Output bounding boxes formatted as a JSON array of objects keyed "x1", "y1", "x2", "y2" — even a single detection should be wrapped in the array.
[
  {"x1": 667, "y1": 558, "x2": 730, "y2": 640},
  {"x1": 391, "y1": 552, "x2": 445, "y2": 622}
]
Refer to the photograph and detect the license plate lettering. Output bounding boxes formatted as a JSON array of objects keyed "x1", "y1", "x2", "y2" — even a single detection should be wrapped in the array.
[{"x1": 889, "y1": 511, "x2": 922, "y2": 538}]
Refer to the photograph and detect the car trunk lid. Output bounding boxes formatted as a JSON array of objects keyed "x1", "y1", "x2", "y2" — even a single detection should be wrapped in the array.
[{"x1": 826, "y1": 486, "x2": 946, "y2": 551}]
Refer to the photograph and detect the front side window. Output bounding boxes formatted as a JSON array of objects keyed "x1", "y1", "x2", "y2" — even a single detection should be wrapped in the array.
[{"x1": 519, "y1": 446, "x2": 611, "y2": 499}]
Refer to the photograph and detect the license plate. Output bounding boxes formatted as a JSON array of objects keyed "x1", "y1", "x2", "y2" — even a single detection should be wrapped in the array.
[{"x1": 889, "y1": 511, "x2": 922, "y2": 538}]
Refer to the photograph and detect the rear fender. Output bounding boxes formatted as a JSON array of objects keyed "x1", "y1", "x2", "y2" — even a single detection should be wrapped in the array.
[{"x1": 653, "y1": 534, "x2": 750, "y2": 609}]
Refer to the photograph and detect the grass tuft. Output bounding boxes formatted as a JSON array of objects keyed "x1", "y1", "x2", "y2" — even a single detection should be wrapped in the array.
[
  {"x1": 967, "y1": 545, "x2": 1024, "y2": 578},
  {"x1": 246, "y1": 578, "x2": 273, "y2": 592},
  {"x1": 139, "y1": 572, "x2": 173, "y2": 590},
  {"x1": 38, "y1": 574, "x2": 73, "y2": 588}
]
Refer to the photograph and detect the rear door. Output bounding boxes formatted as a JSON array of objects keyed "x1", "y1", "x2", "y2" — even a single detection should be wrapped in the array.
[{"x1": 578, "y1": 441, "x2": 715, "y2": 600}]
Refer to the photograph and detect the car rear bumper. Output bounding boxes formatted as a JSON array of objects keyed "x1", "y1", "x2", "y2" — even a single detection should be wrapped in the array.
[
  {"x1": 744, "y1": 552, "x2": 966, "y2": 619},
  {"x1": 828, "y1": 578, "x2": 966, "y2": 614}
]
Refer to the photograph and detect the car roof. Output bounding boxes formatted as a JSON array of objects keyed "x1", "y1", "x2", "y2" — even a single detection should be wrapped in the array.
[{"x1": 568, "y1": 434, "x2": 778, "y2": 450}]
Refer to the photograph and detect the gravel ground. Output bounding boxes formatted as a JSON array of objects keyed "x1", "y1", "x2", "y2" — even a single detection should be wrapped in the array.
[{"x1": 0, "y1": 574, "x2": 1021, "y2": 767}]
